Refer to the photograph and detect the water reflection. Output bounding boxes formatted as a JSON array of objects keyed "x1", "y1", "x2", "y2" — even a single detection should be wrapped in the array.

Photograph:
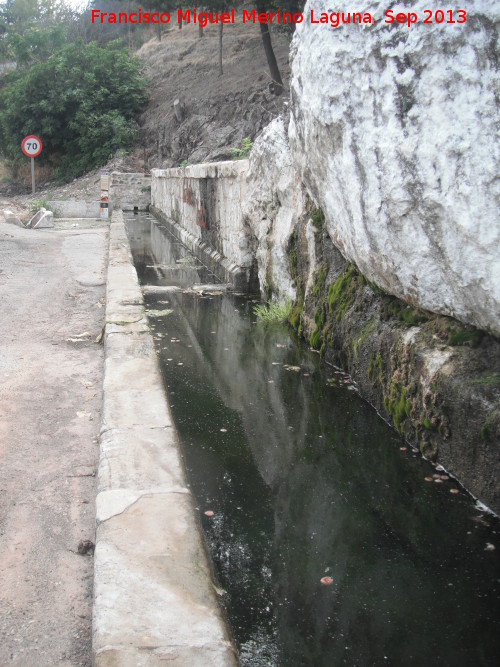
[{"x1": 126, "y1": 214, "x2": 500, "y2": 667}]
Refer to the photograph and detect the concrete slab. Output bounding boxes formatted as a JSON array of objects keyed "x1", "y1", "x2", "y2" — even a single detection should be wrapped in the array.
[
  {"x1": 94, "y1": 492, "x2": 235, "y2": 666},
  {"x1": 98, "y1": 427, "x2": 185, "y2": 492}
]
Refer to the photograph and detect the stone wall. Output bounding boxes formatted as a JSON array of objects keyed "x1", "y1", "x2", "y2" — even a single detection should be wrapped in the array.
[
  {"x1": 109, "y1": 172, "x2": 151, "y2": 213},
  {"x1": 151, "y1": 161, "x2": 258, "y2": 290}
]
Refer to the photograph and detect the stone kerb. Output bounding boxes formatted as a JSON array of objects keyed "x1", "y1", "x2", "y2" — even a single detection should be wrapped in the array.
[{"x1": 93, "y1": 210, "x2": 236, "y2": 666}]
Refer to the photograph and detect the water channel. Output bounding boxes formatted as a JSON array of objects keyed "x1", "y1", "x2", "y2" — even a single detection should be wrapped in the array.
[{"x1": 126, "y1": 213, "x2": 500, "y2": 666}]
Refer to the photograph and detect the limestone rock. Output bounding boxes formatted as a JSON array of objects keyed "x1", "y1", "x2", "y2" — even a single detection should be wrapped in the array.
[
  {"x1": 242, "y1": 117, "x2": 305, "y2": 301},
  {"x1": 289, "y1": 0, "x2": 500, "y2": 334}
]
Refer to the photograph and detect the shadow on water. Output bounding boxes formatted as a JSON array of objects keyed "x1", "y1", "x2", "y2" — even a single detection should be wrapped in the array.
[{"x1": 126, "y1": 214, "x2": 500, "y2": 667}]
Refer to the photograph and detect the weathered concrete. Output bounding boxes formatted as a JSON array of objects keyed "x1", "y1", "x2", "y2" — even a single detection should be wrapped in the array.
[
  {"x1": 28, "y1": 207, "x2": 54, "y2": 228},
  {"x1": 2, "y1": 208, "x2": 24, "y2": 226},
  {"x1": 151, "y1": 161, "x2": 258, "y2": 291},
  {"x1": 93, "y1": 211, "x2": 236, "y2": 666},
  {"x1": 47, "y1": 199, "x2": 101, "y2": 219},
  {"x1": 109, "y1": 172, "x2": 151, "y2": 214}
]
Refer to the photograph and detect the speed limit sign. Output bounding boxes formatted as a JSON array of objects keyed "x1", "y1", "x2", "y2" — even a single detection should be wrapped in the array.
[{"x1": 21, "y1": 135, "x2": 42, "y2": 158}]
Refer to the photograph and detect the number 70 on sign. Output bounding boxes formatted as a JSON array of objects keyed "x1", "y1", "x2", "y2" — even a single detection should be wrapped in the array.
[{"x1": 21, "y1": 135, "x2": 43, "y2": 157}]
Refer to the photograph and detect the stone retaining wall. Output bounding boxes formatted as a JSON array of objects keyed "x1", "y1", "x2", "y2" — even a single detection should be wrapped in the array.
[
  {"x1": 109, "y1": 172, "x2": 151, "y2": 213},
  {"x1": 151, "y1": 162, "x2": 258, "y2": 291}
]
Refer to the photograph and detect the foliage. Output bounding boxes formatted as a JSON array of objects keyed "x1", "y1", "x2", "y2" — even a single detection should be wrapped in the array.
[
  {"x1": 0, "y1": 39, "x2": 147, "y2": 180},
  {"x1": 29, "y1": 197, "x2": 53, "y2": 213},
  {"x1": 254, "y1": 299, "x2": 292, "y2": 325},
  {"x1": 229, "y1": 137, "x2": 252, "y2": 160}
]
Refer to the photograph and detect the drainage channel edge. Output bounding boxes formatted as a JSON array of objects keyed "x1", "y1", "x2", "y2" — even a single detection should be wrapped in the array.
[{"x1": 92, "y1": 210, "x2": 237, "y2": 666}]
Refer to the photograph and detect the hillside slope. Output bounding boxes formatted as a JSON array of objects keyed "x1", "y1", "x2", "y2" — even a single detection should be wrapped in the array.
[{"x1": 137, "y1": 19, "x2": 291, "y2": 168}]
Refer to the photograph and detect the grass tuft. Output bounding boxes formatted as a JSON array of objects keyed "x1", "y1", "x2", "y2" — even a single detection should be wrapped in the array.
[{"x1": 254, "y1": 299, "x2": 292, "y2": 325}]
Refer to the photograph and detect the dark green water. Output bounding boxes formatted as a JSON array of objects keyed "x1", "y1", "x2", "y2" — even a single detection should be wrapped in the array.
[{"x1": 127, "y1": 214, "x2": 500, "y2": 667}]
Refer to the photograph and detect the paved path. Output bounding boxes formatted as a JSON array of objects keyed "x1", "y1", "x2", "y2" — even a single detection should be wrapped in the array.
[{"x1": 0, "y1": 220, "x2": 108, "y2": 666}]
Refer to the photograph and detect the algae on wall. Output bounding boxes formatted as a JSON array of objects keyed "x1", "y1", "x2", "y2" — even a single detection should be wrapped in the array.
[{"x1": 283, "y1": 204, "x2": 500, "y2": 514}]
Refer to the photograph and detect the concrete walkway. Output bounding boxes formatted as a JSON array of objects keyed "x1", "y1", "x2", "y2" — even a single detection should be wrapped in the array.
[
  {"x1": 93, "y1": 211, "x2": 236, "y2": 666},
  {"x1": 0, "y1": 219, "x2": 107, "y2": 665}
]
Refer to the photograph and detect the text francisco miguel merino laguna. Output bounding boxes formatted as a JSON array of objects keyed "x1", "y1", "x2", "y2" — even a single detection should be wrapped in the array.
[{"x1": 91, "y1": 7, "x2": 428, "y2": 29}]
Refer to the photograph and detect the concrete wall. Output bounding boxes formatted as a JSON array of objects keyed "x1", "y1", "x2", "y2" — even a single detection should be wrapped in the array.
[
  {"x1": 151, "y1": 162, "x2": 258, "y2": 290},
  {"x1": 47, "y1": 199, "x2": 100, "y2": 219},
  {"x1": 109, "y1": 172, "x2": 151, "y2": 213},
  {"x1": 93, "y1": 211, "x2": 236, "y2": 665}
]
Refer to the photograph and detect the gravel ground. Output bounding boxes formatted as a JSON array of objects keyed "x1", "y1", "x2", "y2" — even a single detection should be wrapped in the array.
[{"x1": 0, "y1": 217, "x2": 108, "y2": 666}]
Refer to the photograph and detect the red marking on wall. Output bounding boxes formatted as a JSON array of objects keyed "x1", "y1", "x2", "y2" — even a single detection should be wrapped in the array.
[
  {"x1": 183, "y1": 178, "x2": 194, "y2": 206},
  {"x1": 196, "y1": 204, "x2": 206, "y2": 229}
]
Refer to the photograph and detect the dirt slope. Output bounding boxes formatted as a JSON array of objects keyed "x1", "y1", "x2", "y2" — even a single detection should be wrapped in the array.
[{"x1": 137, "y1": 17, "x2": 291, "y2": 168}]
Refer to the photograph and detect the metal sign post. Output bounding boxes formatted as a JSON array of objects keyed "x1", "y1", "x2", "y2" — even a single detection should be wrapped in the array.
[{"x1": 21, "y1": 135, "x2": 43, "y2": 194}]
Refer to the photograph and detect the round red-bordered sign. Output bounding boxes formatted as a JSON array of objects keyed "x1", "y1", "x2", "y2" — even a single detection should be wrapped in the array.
[{"x1": 21, "y1": 135, "x2": 42, "y2": 158}]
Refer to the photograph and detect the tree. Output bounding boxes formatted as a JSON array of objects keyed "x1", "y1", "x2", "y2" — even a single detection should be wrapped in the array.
[{"x1": 0, "y1": 39, "x2": 147, "y2": 179}]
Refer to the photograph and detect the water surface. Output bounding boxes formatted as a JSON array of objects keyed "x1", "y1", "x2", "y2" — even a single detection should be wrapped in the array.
[{"x1": 127, "y1": 214, "x2": 500, "y2": 667}]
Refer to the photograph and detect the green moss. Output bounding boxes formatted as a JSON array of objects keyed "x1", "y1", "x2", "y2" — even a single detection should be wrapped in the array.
[
  {"x1": 471, "y1": 373, "x2": 500, "y2": 389},
  {"x1": 289, "y1": 299, "x2": 303, "y2": 331},
  {"x1": 384, "y1": 382, "x2": 412, "y2": 434},
  {"x1": 368, "y1": 352, "x2": 384, "y2": 384},
  {"x1": 481, "y1": 411, "x2": 497, "y2": 443},
  {"x1": 327, "y1": 265, "x2": 358, "y2": 322},
  {"x1": 312, "y1": 263, "x2": 328, "y2": 298},
  {"x1": 447, "y1": 329, "x2": 484, "y2": 347},
  {"x1": 310, "y1": 308, "x2": 324, "y2": 350},
  {"x1": 380, "y1": 297, "x2": 428, "y2": 327},
  {"x1": 311, "y1": 207, "x2": 325, "y2": 231},
  {"x1": 353, "y1": 319, "x2": 377, "y2": 358},
  {"x1": 422, "y1": 417, "x2": 436, "y2": 431}
]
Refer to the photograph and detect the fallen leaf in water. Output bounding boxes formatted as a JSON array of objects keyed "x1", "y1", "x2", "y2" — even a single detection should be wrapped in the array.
[
  {"x1": 320, "y1": 577, "x2": 333, "y2": 586},
  {"x1": 204, "y1": 510, "x2": 214, "y2": 517},
  {"x1": 450, "y1": 488, "x2": 459, "y2": 494}
]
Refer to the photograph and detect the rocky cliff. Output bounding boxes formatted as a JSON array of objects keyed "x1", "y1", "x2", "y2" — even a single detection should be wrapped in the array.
[{"x1": 289, "y1": 0, "x2": 500, "y2": 335}]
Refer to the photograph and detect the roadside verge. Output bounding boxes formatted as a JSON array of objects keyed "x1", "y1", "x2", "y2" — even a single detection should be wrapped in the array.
[{"x1": 93, "y1": 210, "x2": 236, "y2": 666}]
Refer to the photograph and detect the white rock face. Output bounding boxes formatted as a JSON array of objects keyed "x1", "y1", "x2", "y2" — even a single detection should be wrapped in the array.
[
  {"x1": 289, "y1": 0, "x2": 500, "y2": 333},
  {"x1": 242, "y1": 117, "x2": 305, "y2": 301}
]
